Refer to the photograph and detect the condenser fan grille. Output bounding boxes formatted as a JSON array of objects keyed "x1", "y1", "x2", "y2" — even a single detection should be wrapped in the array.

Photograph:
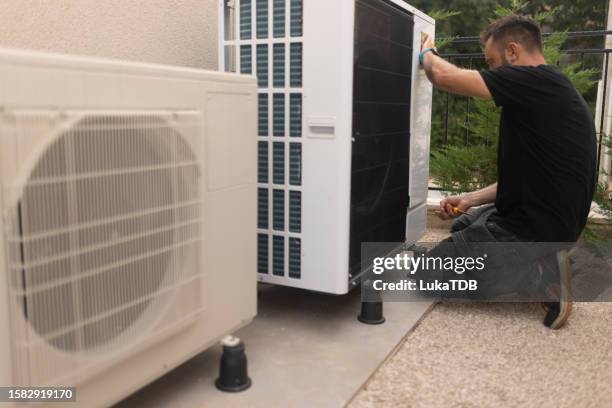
[{"x1": 2, "y1": 111, "x2": 204, "y2": 385}]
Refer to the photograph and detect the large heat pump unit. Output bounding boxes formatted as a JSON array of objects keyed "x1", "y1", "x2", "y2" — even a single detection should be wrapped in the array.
[
  {"x1": 219, "y1": 0, "x2": 434, "y2": 294},
  {"x1": 0, "y1": 48, "x2": 257, "y2": 407}
]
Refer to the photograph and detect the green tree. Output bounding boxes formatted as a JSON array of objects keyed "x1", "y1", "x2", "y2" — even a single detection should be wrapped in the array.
[{"x1": 409, "y1": 0, "x2": 607, "y2": 43}]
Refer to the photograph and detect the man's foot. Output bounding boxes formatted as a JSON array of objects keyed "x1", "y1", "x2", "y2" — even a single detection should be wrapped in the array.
[
  {"x1": 541, "y1": 250, "x2": 573, "y2": 330},
  {"x1": 542, "y1": 300, "x2": 573, "y2": 329}
]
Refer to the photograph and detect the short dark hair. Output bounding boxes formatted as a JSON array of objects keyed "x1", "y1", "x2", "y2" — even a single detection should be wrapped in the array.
[{"x1": 481, "y1": 15, "x2": 543, "y2": 52}]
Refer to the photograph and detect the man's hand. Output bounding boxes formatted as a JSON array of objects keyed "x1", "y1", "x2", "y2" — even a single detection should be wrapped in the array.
[
  {"x1": 419, "y1": 34, "x2": 492, "y2": 100},
  {"x1": 421, "y1": 33, "x2": 435, "y2": 52},
  {"x1": 437, "y1": 195, "x2": 473, "y2": 220},
  {"x1": 436, "y1": 183, "x2": 498, "y2": 220}
]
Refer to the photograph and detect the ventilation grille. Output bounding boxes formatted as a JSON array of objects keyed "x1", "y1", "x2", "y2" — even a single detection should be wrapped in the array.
[
  {"x1": 289, "y1": 238, "x2": 301, "y2": 278},
  {"x1": 240, "y1": 45, "x2": 252, "y2": 74},
  {"x1": 273, "y1": 94, "x2": 285, "y2": 137},
  {"x1": 290, "y1": 0, "x2": 303, "y2": 37},
  {"x1": 258, "y1": 94, "x2": 269, "y2": 136},
  {"x1": 256, "y1": 0, "x2": 268, "y2": 38},
  {"x1": 290, "y1": 94, "x2": 302, "y2": 137},
  {"x1": 258, "y1": 141, "x2": 268, "y2": 183},
  {"x1": 258, "y1": 188, "x2": 269, "y2": 229},
  {"x1": 289, "y1": 191, "x2": 301, "y2": 233},
  {"x1": 289, "y1": 143, "x2": 301, "y2": 186},
  {"x1": 290, "y1": 43, "x2": 303, "y2": 87},
  {"x1": 224, "y1": 0, "x2": 303, "y2": 280},
  {"x1": 273, "y1": 189, "x2": 285, "y2": 231},
  {"x1": 273, "y1": 44, "x2": 286, "y2": 88},
  {"x1": 272, "y1": 236, "x2": 284, "y2": 276},
  {"x1": 273, "y1": 0, "x2": 286, "y2": 38},
  {"x1": 1, "y1": 110, "x2": 204, "y2": 386},
  {"x1": 256, "y1": 45, "x2": 269, "y2": 88},
  {"x1": 257, "y1": 234, "x2": 268, "y2": 273},
  {"x1": 273, "y1": 142, "x2": 285, "y2": 184},
  {"x1": 240, "y1": 1, "x2": 252, "y2": 39}
]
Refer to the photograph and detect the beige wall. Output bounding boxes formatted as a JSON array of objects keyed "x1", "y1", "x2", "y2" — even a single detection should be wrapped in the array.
[{"x1": 0, "y1": 0, "x2": 218, "y2": 70}]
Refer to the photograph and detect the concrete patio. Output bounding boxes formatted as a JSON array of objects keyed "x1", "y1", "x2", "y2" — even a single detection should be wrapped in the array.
[
  {"x1": 115, "y1": 283, "x2": 434, "y2": 408},
  {"x1": 115, "y1": 222, "x2": 612, "y2": 408}
]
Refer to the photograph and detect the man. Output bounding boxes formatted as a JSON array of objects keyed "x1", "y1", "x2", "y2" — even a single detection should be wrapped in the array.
[{"x1": 419, "y1": 15, "x2": 597, "y2": 329}]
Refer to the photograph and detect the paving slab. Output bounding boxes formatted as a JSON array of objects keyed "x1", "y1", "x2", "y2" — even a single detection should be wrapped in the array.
[{"x1": 116, "y1": 284, "x2": 434, "y2": 408}]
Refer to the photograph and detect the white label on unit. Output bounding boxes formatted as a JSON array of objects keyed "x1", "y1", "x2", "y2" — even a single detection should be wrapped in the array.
[{"x1": 307, "y1": 116, "x2": 336, "y2": 139}]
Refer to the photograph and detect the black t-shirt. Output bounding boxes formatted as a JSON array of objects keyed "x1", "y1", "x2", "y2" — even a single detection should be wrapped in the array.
[{"x1": 480, "y1": 65, "x2": 597, "y2": 242}]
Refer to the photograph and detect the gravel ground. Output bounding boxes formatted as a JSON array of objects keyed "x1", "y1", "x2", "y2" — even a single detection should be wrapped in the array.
[
  {"x1": 349, "y1": 228, "x2": 612, "y2": 408},
  {"x1": 349, "y1": 301, "x2": 612, "y2": 408}
]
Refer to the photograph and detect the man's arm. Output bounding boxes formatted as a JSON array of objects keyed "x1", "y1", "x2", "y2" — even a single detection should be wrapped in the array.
[
  {"x1": 438, "y1": 183, "x2": 497, "y2": 220},
  {"x1": 420, "y1": 35, "x2": 492, "y2": 99},
  {"x1": 463, "y1": 183, "x2": 497, "y2": 207}
]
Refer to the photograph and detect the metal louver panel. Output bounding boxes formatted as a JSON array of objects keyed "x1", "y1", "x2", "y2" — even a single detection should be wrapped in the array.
[
  {"x1": 290, "y1": 0, "x2": 303, "y2": 37},
  {"x1": 289, "y1": 238, "x2": 301, "y2": 278},
  {"x1": 290, "y1": 94, "x2": 302, "y2": 137},
  {"x1": 258, "y1": 93, "x2": 268, "y2": 136},
  {"x1": 290, "y1": 43, "x2": 302, "y2": 87},
  {"x1": 289, "y1": 191, "x2": 301, "y2": 233},
  {"x1": 289, "y1": 143, "x2": 301, "y2": 185},
  {"x1": 273, "y1": 236, "x2": 284, "y2": 276},
  {"x1": 240, "y1": 0, "x2": 252, "y2": 39},
  {"x1": 273, "y1": 142, "x2": 285, "y2": 184},
  {"x1": 258, "y1": 234, "x2": 268, "y2": 274},
  {"x1": 258, "y1": 141, "x2": 268, "y2": 183},
  {"x1": 273, "y1": 0, "x2": 286, "y2": 38},
  {"x1": 240, "y1": 45, "x2": 252, "y2": 74},
  {"x1": 256, "y1": 0, "x2": 269, "y2": 39},
  {"x1": 258, "y1": 188, "x2": 269, "y2": 229},
  {"x1": 273, "y1": 94, "x2": 285, "y2": 137},
  {"x1": 273, "y1": 189, "x2": 284, "y2": 231},
  {"x1": 273, "y1": 44, "x2": 286, "y2": 88},
  {"x1": 256, "y1": 44, "x2": 269, "y2": 88},
  {"x1": 227, "y1": 0, "x2": 304, "y2": 282}
]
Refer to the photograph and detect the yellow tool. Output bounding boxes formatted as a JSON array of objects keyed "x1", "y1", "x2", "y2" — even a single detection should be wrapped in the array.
[
  {"x1": 434, "y1": 207, "x2": 473, "y2": 217},
  {"x1": 452, "y1": 207, "x2": 472, "y2": 216}
]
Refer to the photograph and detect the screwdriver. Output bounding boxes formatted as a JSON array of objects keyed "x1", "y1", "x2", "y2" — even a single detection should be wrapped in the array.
[
  {"x1": 451, "y1": 207, "x2": 472, "y2": 216},
  {"x1": 435, "y1": 207, "x2": 473, "y2": 217}
]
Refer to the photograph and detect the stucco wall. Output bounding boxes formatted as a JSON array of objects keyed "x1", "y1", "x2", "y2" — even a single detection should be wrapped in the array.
[{"x1": 0, "y1": 0, "x2": 218, "y2": 70}]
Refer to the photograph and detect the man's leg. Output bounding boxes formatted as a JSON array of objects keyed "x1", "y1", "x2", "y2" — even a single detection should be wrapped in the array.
[
  {"x1": 420, "y1": 206, "x2": 526, "y2": 300},
  {"x1": 449, "y1": 204, "x2": 496, "y2": 234}
]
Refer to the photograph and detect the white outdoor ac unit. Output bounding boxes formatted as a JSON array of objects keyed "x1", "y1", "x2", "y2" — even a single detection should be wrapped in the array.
[
  {"x1": 0, "y1": 48, "x2": 257, "y2": 407},
  {"x1": 219, "y1": 0, "x2": 434, "y2": 294}
]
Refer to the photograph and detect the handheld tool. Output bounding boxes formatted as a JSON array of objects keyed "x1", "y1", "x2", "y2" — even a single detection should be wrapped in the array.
[{"x1": 451, "y1": 207, "x2": 472, "y2": 216}]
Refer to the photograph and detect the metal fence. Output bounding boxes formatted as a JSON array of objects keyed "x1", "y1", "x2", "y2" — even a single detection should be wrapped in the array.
[{"x1": 432, "y1": 30, "x2": 612, "y2": 173}]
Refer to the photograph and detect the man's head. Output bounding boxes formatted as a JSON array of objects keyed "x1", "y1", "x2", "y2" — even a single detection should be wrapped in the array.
[{"x1": 481, "y1": 15, "x2": 544, "y2": 69}]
